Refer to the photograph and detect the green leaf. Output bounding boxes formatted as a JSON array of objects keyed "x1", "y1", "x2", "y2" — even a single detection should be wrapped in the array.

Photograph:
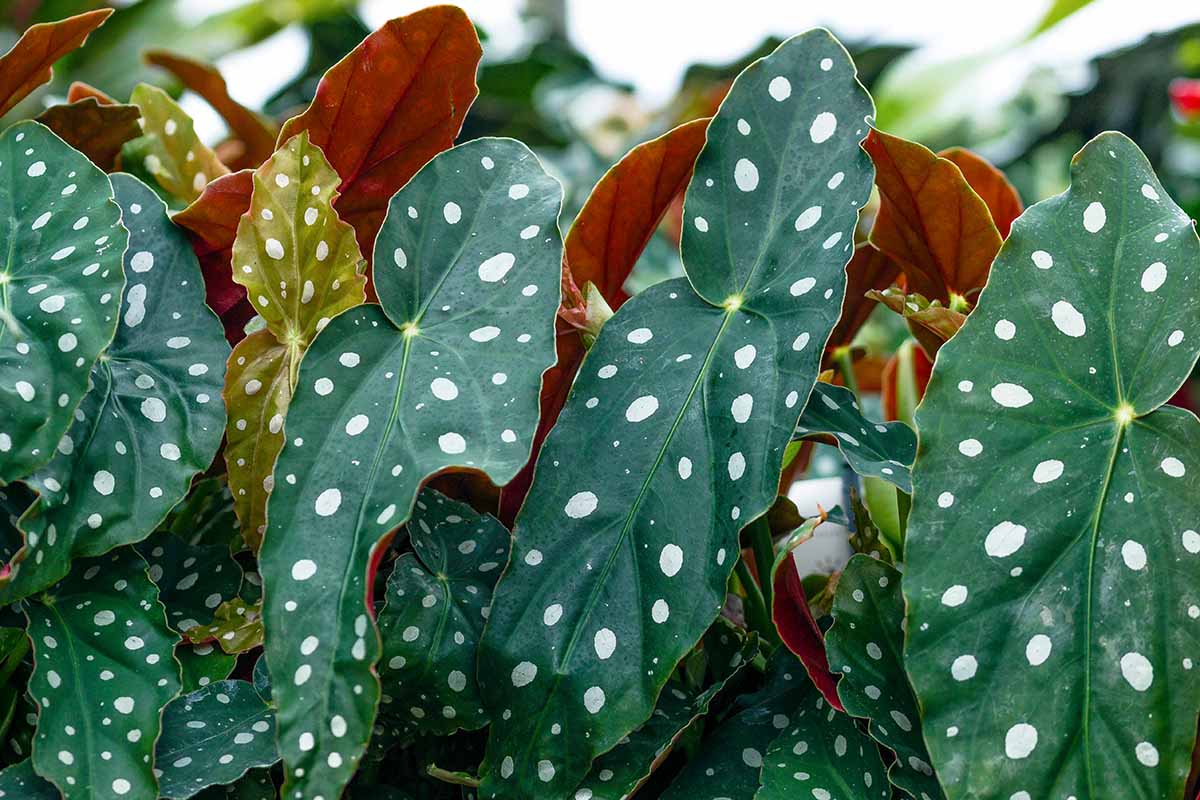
[
  {"x1": 123, "y1": 84, "x2": 230, "y2": 206},
  {"x1": 138, "y1": 531, "x2": 244, "y2": 634},
  {"x1": 2, "y1": 173, "x2": 229, "y2": 604},
  {"x1": 754, "y1": 681, "x2": 890, "y2": 800},
  {"x1": 258, "y1": 136, "x2": 563, "y2": 800},
  {"x1": 793, "y1": 382, "x2": 916, "y2": 491},
  {"x1": 176, "y1": 642, "x2": 236, "y2": 693},
  {"x1": 185, "y1": 597, "x2": 263, "y2": 655},
  {"x1": 163, "y1": 476, "x2": 241, "y2": 551},
  {"x1": 478, "y1": 30, "x2": 874, "y2": 798},
  {"x1": 0, "y1": 121, "x2": 127, "y2": 486},
  {"x1": 825, "y1": 555, "x2": 943, "y2": 800},
  {"x1": 155, "y1": 680, "x2": 278, "y2": 800},
  {"x1": 903, "y1": 132, "x2": 1200, "y2": 800},
  {"x1": 574, "y1": 635, "x2": 758, "y2": 800},
  {"x1": 376, "y1": 489, "x2": 510, "y2": 739},
  {"x1": 192, "y1": 768, "x2": 275, "y2": 800},
  {"x1": 224, "y1": 131, "x2": 367, "y2": 550},
  {"x1": 25, "y1": 547, "x2": 181, "y2": 800},
  {"x1": 0, "y1": 759, "x2": 59, "y2": 800}
]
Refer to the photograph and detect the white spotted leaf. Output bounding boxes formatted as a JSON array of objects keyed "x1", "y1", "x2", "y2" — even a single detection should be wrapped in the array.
[
  {"x1": 0, "y1": 121, "x2": 127, "y2": 486},
  {"x1": 138, "y1": 531, "x2": 244, "y2": 635},
  {"x1": 477, "y1": 29, "x2": 873, "y2": 799},
  {"x1": 257, "y1": 136, "x2": 563, "y2": 800},
  {"x1": 155, "y1": 680, "x2": 278, "y2": 800},
  {"x1": 0, "y1": 759, "x2": 59, "y2": 800},
  {"x1": 825, "y1": 555, "x2": 944, "y2": 800},
  {"x1": 376, "y1": 489, "x2": 510, "y2": 740},
  {"x1": 0, "y1": 174, "x2": 228, "y2": 604},
  {"x1": 904, "y1": 132, "x2": 1200, "y2": 800},
  {"x1": 794, "y1": 382, "x2": 916, "y2": 492},
  {"x1": 25, "y1": 547, "x2": 182, "y2": 800}
]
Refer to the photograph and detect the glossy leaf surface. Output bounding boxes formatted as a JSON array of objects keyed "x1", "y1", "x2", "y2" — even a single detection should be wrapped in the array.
[
  {"x1": 139, "y1": 532, "x2": 243, "y2": 635},
  {"x1": 904, "y1": 132, "x2": 1200, "y2": 800}
]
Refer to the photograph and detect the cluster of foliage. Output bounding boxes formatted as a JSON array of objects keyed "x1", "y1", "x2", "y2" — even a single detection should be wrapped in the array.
[{"x1": 0, "y1": 5, "x2": 1198, "y2": 800}]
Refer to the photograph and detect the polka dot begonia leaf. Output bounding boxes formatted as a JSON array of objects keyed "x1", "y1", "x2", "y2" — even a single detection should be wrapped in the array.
[
  {"x1": 903, "y1": 132, "x2": 1200, "y2": 800},
  {"x1": 1, "y1": 174, "x2": 228, "y2": 605},
  {"x1": 477, "y1": 29, "x2": 874, "y2": 799},
  {"x1": 0, "y1": 759, "x2": 58, "y2": 800},
  {"x1": 793, "y1": 381, "x2": 916, "y2": 491},
  {"x1": 223, "y1": 131, "x2": 367, "y2": 551},
  {"x1": 0, "y1": 120, "x2": 127, "y2": 487},
  {"x1": 257, "y1": 136, "x2": 563, "y2": 800},
  {"x1": 137, "y1": 531, "x2": 243, "y2": 636},
  {"x1": 572, "y1": 635, "x2": 758, "y2": 800},
  {"x1": 176, "y1": 642, "x2": 236, "y2": 693},
  {"x1": 189, "y1": 768, "x2": 274, "y2": 800},
  {"x1": 825, "y1": 555, "x2": 944, "y2": 800},
  {"x1": 24, "y1": 547, "x2": 182, "y2": 800},
  {"x1": 155, "y1": 680, "x2": 278, "y2": 800},
  {"x1": 122, "y1": 84, "x2": 229, "y2": 207},
  {"x1": 376, "y1": 489, "x2": 510, "y2": 740}
]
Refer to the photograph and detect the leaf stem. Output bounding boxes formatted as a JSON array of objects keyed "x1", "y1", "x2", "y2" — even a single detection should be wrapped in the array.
[
  {"x1": 734, "y1": 555, "x2": 775, "y2": 644},
  {"x1": 427, "y1": 765, "x2": 481, "y2": 788},
  {"x1": 834, "y1": 346, "x2": 861, "y2": 405},
  {"x1": 745, "y1": 517, "x2": 775, "y2": 617},
  {"x1": 896, "y1": 488, "x2": 912, "y2": 545}
]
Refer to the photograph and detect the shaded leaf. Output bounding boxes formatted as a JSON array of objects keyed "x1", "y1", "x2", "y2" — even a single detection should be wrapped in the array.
[
  {"x1": 0, "y1": 121, "x2": 126, "y2": 487},
  {"x1": 3, "y1": 174, "x2": 228, "y2": 604},
  {"x1": 826, "y1": 555, "x2": 943, "y2": 799},
  {"x1": 0, "y1": 759, "x2": 58, "y2": 800},
  {"x1": 865, "y1": 128, "x2": 1001, "y2": 304},
  {"x1": 176, "y1": 642, "x2": 237, "y2": 693},
  {"x1": 224, "y1": 131, "x2": 367, "y2": 549},
  {"x1": 26, "y1": 548, "x2": 181, "y2": 800},
  {"x1": 904, "y1": 132, "x2": 1200, "y2": 799},
  {"x1": 939, "y1": 147, "x2": 1022, "y2": 238},
  {"x1": 192, "y1": 768, "x2": 276, "y2": 800},
  {"x1": 139, "y1": 532, "x2": 243, "y2": 635},
  {"x1": 35, "y1": 98, "x2": 142, "y2": 171},
  {"x1": 123, "y1": 84, "x2": 230, "y2": 206},
  {"x1": 377, "y1": 489, "x2": 510, "y2": 739},
  {"x1": 826, "y1": 243, "x2": 901, "y2": 353},
  {"x1": 258, "y1": 137, "x2": 563, "y2": 800},
  {"x1": 478, "y1": 31, "x2": 873, "y2": 798},
  {"x1": 793, "y1": 382, "x2": 916, "y2": 492},
  {"x1": 0, "y1": 9, "x2": 112, "y2": 117},
  {"x1": 162, "y1": 476, "x2": 241, "y2": 551},
  {"x1": 156, "y1": 680, "x2": 278, "y2": 800},
  {"x1": 66, "y1": 81, "x2": 115, "y2": 104},
  {"x1": 145, "y1": 50, "x2": 278, "y2": 167},
  {"x1": 278, "y1": 5, "x2": 482, "y2": 256}
]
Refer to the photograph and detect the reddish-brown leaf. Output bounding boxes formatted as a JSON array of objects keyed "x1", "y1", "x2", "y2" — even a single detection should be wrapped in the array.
[
  {"x1": 939, "y1": 146, "x2": 1023, "y2": 238},
  {"x1": 35, "y1": 98, "x2": 141, "y2": 171},
  {"x1": 867, "y1": 286, "x2": 967, "y2": 357},
  {"x1": 172, "y1": 169, "x2": 255, "y2": 341},
  {"x1": 772, "y1": 555, "x2": 844, "y2": 711},
  {"x1": 0, "y1": 9, "x2": 112, "y2": 117},
  {"x1": 563, "y1": 117, "x2": 710, "y2": 313},
  {"x1": 66, "y1": 80, "x2": 114, "y2": 104},
  {"x1": 278, "y1": 5, "x2": 482, "y2": 257},
  {"x1": 865, "y1": 128, "x2": 1002, "y2": 305},
  {"x1": 145, "y1": 49, "x2": 279, "y2": 167},
  {"x1": 827, "y1": 243, "x2": 902, "y2": 354}
]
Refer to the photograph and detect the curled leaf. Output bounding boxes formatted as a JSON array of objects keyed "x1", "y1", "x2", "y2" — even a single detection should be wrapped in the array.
[
  {"x1": 124, "y1": 83, "x2": 230, "y2": 206},
  {"x1": 868, "y1": 285, "x2": 967, "y2": 356},
  {"x1": 0, "y1": 8, "x2": 112, "y2": 117},
  {"x1": 939, "y1": 146, "x2": 1023, "y2": 237},
  {"x1": 35, "y1": 98, "x2": 142, "y2": 171}
]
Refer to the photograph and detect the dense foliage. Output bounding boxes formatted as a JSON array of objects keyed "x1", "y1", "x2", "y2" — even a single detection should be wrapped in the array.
[{"x1": 1, "y1": 4, "x2": 1199, "y2": 800}]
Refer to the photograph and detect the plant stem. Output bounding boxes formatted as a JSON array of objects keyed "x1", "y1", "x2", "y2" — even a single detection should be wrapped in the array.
[
  {"x1": 834, "y1": 346, "x2": 861, "y2": 404},
  {"x1": 896, "y1": 488, "x2": 912, "y2": 545},
  {"x1": 734, "y1": 556, "x2": 775, "y2": 644},
  {"x1": 427, "y1": 765, "x2": 481, "y2": 788},
  {"x1": 745, "y1": 517, "x2": 775, "y2": 617}
]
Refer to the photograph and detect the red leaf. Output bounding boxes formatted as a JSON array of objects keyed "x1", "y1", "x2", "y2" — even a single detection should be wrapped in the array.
[
  {"x1": 827, "y1": 243, "x2": 901, "y2": 355},
  {"x1": 0, "y1": 8, "x2": 112, "y2": 117},
  {"x1": 938, "y1": 146, "x2": 1023, "y2": 238},
  {"x1": 772, "y1": 556, "x2": 844, "y2": 711},
  {"x1": 35, "y1": 98, "x2": 141, "y2": 171},
  {"x1": 278, "y1": 5, "x2": 482, "y2": 258},
  {"x1": 66, "y1": 80, "x2": 114, "y2": 104}
]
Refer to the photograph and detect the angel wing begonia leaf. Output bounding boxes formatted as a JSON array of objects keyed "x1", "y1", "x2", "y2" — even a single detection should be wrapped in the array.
[
  {"x1": 124, "y1": 84, "x2": 230, "y2": 206},
  {"x1": 35, "y1": 98, "x2": 142, "y2": 171},
  {"x1": 904, "y1": 132, "x2": 1200, "y2": 800},
  {"x1": 826, "y1": 554, "x2": 943, "y2": 800},
  {"x1": 0, "y1": 9, "x2": 112, "y2": 118},
  {"x1": 793, "y1": 382, "x2": 916, "y2": 491},
  {"x1": 0, "y1": 121, "x2": 126, "y2": 487},
  {"x1": 155, "y1": 680, "x2": 278, "y2": 800},
  {"x1": 25, "y1": 547, "x2": 181, "y2": 800},
  {"x1": 224, "y1": 131, "x2": 367, "y2": 549},
  {"x1": 376, "y1": 489, "x2": 509, "y2": 740},
  {"x1": 258, "y1": 137, "x2": 562, "y2": 800},
  {"x1": 1, "y1": 174, "x2": 227, "y2": 604},
  {"x1": 477, "y1": 30, "x2": 873, "y2": 799},
  {"x1": 278, "y1": 5, "x2": 482, "y2": 255}
]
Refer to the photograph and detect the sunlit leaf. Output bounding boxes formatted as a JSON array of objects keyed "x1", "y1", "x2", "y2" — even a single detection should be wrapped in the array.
[
  {"x1": 35, "y1": 98, "x2": 142, "y2": 171},
  {"x1": 904, "y1": 132, "x2": 1200, "y2": 799},
  {"x1": 0, "y1": 9, "x2": 112, "y2": 117},
  {"x1": 258, "y1": 137, "x2": 562, "y2": 800},
  {"x1": 478, "y1": 31, "x2": 873, "y2": 798},
  {"x1": 123, "y1": 84, "x2": 230, "y2": 206},
  {"x1": 25, "y1": 548, "x2": 181, "y2": 800}
]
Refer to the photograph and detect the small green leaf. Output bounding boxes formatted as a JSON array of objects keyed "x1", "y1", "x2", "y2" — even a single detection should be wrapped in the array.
[
  {"x1": 25, "y1": 547, "x2": 181, "y2": 800},
  {"x1": 224, "y1": 131, "x2": 367, "y2": 550},
  {"x1": 0, "y1": 121, "x2": 127, "y2": 486},
  {"x1": 2, "y1": 173, "x2": 228, "y2": 604},
  {"x1": 793, "y1": 382, "x2": 916, "y2": 491},
  {"x1": 176, "y1": 642, "x2": 236, "y2": 693},
  {"x1": 139, "y1": 532, "x2": 243, "y2": 634},
  {"x1": 185, "y1": 598, "x2": 263, "y2": 655},
  {"x1": 825, "y1": 555, "x2": 943, "y2": 799},
  {"x1": 479, "y1": 30, "x2": 874, "y2": 798},
  {"x1": 258, "y1": 137, "x2": 563, "y2": 800},
  {"x1": 0, "y1": 759, "x2": 59, "y2": 800},
  {"x1": 376, "y1": 489, "x2": 510, "y2": 739},
  {"x1": 156, "y1": 680, "x2": 278, "y2": 800},
  {"x1": 904, "y1": 132, "x2": 1200, "y2": 799},
  {"x1": 123, "y1": 84, "x2": 229, "y2": 206}
]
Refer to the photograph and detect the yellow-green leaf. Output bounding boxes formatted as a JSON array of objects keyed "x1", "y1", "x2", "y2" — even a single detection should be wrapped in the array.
[{"x1": 124, "y1": 83, "x2": 230, "y2": 206}]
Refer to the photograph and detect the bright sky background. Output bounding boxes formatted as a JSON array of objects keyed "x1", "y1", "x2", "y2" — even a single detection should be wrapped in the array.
[{"x1": 195, "y1": 0, "x2": 1200, "y2": 140}]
